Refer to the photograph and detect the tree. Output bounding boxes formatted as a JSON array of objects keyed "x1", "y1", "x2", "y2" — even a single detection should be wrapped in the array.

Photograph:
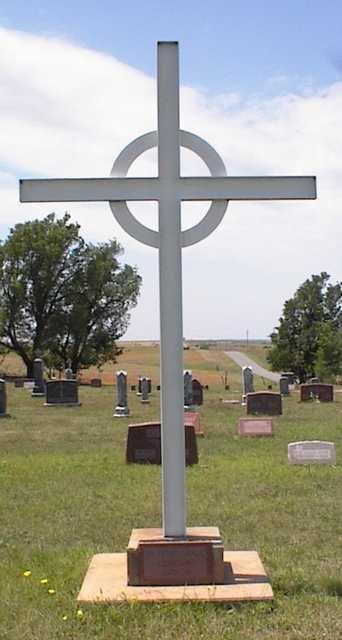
[
  {"x1": 315, "y1": 323, "x2": 342, "y2": 382},
  {"x1": 267, "y1": 273, "x2": 342, "y2": 382},
  {"x1": 46, "y1": 240, "x2": 141, "y2": 373},
  {"x1": 0, "y1": 214, "x2": 141, "y2": 376}
]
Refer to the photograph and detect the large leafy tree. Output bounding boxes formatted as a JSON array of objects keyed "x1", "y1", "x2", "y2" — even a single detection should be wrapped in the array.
[
  {"x1": 267, "y1": 273, "x2": 342, "y2": 382},
  {"x1": 0, "y1": 214, "x2": 141, "y2": 376},
  {"x1": 47, "y1": 240, "x2": 141, "y2": 373}
]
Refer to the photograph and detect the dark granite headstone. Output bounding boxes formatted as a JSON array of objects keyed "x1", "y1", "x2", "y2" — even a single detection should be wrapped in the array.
[
  {"x1": 0, "y1": 379, "x2": 9, "y2": 416},
  {"x1": 126, "y1": 422, "x2": 198, "y2": 465},
  {"x1": 279, "y1": 376, "x2": 290, "y2": 396},
  {"x1": 300, "y1": 383, "x2": 333, "y2": 402},
  {"x1": 156, "y1": 384, "x2": 161, "y2": 391},
  {"x1": 45, "y1": 380, "x2": 80, "y2": 406},
  {"x1": 246, "y1": 391, "x2": 282, "y2": 415},
  {"x1": 14, "y1": 379, "x2": 24, "y2": 388},
  {"x1": 192, "y1": 379, "x2": 203, "y2": 406},
  {"x1": 90, "y1": 378, "x2": 102, "y2": 388},
  {"x1": 131, "y1": 385, "x2": 136, "y2": 392},
  {"x1": 32, "y1": 358, "x2": 45, "y2": 396}
]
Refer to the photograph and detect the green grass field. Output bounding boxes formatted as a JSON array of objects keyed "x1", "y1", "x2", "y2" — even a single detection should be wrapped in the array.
[{"x1": 1, "y1": 347, "x2": 341, "y2": 639}]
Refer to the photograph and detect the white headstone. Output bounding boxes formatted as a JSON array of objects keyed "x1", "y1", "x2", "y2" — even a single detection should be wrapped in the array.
[{"x1": 288, "y1": 441, "x2": 336, "y2": 465}]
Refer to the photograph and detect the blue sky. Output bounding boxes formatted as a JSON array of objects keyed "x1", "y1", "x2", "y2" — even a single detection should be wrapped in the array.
[
  {"x1": 2, "y1": 0, "x2": 342, "y2": 95},
  {"x1": 1, "y1": 3, "x2": 342, "y2": 339}
]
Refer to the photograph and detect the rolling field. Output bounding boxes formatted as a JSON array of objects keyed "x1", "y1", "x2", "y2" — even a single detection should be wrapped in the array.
[{"x1": 1, "y1": 345, "x2": 341, "y2": 639}]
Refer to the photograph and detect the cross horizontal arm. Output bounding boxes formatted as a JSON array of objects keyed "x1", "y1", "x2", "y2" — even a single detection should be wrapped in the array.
[
  {"x1": 178, "y1": 176, "x2": 316, "y2": 200},
  {"x1": 20, "y1": 177, "x2": 160, "y2": 202}
]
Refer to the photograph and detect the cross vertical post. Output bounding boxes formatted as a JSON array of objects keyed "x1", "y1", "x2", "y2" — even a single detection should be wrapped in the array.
[{"x1": 157, "y1": 42, "x2": 186, "y2": 537}]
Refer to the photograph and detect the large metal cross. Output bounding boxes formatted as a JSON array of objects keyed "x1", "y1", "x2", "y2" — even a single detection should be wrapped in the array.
[{"x1": 20, "y1": 41, "x2": 316, "y2": 538}]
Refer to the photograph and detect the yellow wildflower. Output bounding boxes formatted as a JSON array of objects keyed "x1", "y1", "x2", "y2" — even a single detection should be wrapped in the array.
[
  {"x1": 62, "y1": 615, "x2": 68, "y2": 621},
  {"x1": 48, "y1": 588, "x2": 55, "y2": 595},
  {"x1": 40, "y1": 578, "x2": 48, "y2": 584},
  {"x1": 76, "y1": 609, "x2": 84, "y2": 618},
  {"x1": 23, "y1": 570, "x2": 31, "y2": 577}
]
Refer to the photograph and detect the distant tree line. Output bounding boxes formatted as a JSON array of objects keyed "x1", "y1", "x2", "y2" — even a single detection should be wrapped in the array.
[
  {"x1": 267, "y1": 272, "x2": 342, "y2": 383},
  {"x1": 0, "y1": 213, "x2": 141, "y2": 377}
]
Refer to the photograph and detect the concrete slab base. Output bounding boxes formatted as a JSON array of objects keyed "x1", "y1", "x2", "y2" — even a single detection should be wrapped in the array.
[{"x1": 77, "y1": 549, "x2": 273, "y2": 603}]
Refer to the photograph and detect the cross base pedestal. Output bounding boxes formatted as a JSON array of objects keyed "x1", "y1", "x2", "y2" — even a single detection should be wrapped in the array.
[
  {"x1": 77, "y1": 527, "x2": 273, "y2": 603},
  {"x1": 127, "y1": 527, "x2": 225, "y2": 586}
]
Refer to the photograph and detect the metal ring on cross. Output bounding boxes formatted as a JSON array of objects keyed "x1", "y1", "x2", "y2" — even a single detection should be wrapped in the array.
[{"x1": 109, "y1": 130, "x2": 228, "y2": 248}]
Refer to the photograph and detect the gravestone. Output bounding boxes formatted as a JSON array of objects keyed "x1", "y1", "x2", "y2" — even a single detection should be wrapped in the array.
[
  {"x1": 65, "y1": 367, "x2": 74, "y2": 380},
  {"x1": 141, "y1": 377, "x2": 150, "y2": 404},
  {"x1": 126, "y1": 422, "x2": 198, "y2": 465},
  {"x1": 91, "y1": 378, "x2": 102, "y2": 388},
  {"x1": 183, "y1": 370, "x2": 193, "y2": 408},
  {"x1": 279, "y1": 376, "x2": 290, "y2": 396},
  {"x1": 310, "y1": 377, "x2": 320, "y2": 383},
  {"x1": 288, "y1": 441, "x2": 336, "y2": 465},
  {"x1": 24, "y1": 381, "x2": 34, "y2": 390},
  {"x1": 32, "y1": 358, "x2": 45, "y2": 397},
  {"x1": 131, "y1": 384, "x2": 136, "y2": 392},
  {"x1": 192, "y1": 379, "x2": 203, "y2": 406},
  {"x1": 281, "y1": 371, "x2": 295, "y2": 385},
  {"x1": 246, "y1": 391, "x2": 282, "y2": 415},
  {"x1": 136, "y1": 377, "x2": 142, "y2": 396},
  {"x1": 238, "y1": 418, "x2": 273, "y2": 437},
  {"x1": 242, "y1": 366, "x2": 254, "y2": 396},
  {"x1": 184, "y1": 411, "x2": 204, "y2": 436},
  {"x1": 45, "y1": 380, "x2": 80, "y2": 406},
  {"x1": 14, "y1": 378, "x2": 24, "y2": 388},
  {"x1": 114, "y1": 370, "x2": 129, "y2": 417},
  {"x1": 0, "y1": 379, "x2": 9, "y2": 417},
  {"x1": 300, "y1": 383, "x2": 333, "y2": 402}
]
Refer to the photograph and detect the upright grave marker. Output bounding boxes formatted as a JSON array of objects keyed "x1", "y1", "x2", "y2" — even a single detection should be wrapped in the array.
[
  {"x1": 0, "y1": 379, "x2": 9, "y2": 417},
  {"x1": 32, "y1": 357, "x2": 45, "y2": 397},
  {"x1": 20, "y1": 41, "x2": 316, "y2": 601},
  {"x1": 113, "y1": 370, "x2": 129, "y2": 417}
]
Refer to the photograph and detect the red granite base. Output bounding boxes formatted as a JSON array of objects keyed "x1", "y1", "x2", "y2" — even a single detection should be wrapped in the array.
[{"x1": 127, "y1": 527, "x2": 225, "y2": 586}]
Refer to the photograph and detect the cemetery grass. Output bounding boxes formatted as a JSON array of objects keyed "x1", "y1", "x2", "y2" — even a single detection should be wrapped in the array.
[{"x1": 0, "y1": 354, "x2": 341, "y2": 639}]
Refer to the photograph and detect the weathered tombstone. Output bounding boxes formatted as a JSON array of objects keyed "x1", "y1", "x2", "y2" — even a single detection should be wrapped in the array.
[
  {"x1": 238, "y1": 418, "x2": 273, "y2": 437},
  {"x1": 184, "y1": 411, "x2": 204, "y2": 436},
  {"x1": 113, "y1": 370, "x2": 129, "y2": 417},
  {"x1": 300, "y1": 383, "x2": 333, "y2": 402},
  {"x1": 140, "y1": 377, "x2": 150, "y2": 404},
  {"x1": 242, "y1": 366, "x2": 254, "y2": 396},
  {"x1": 91, "y1": 378, "x2": 102, "y2": 388},
  {"x1": 281, "y1": 371, "x2": 295, "y2": 385},
  {"x1": 288, "y1": 441, "x2": 336, "y2": 465},
  {"x1": 14, "y1": 378, "x2": 24, "y2": 388},
  {"x1": 32, "y1": 358, "x2": 45, "y2": 397},
  {"x1": 45, "y1": 380, "x2": 80, "y2": 406},
  {"x1": 126, "y1": 422, "x2": 198, "y2": 465},
  {"x1": 131, "y1": 385, "x2": 136, "y2": 392},
  {"x1": 192, "y1": 379, "x2": 203, "y2": 406},
  {"x1": 246, "y1": 391, "x2": 282, "y2": 416},
  {"x1": 183, "y1": 370, "x2": 193, "y2": 408},
  {"x1": 157, "y1": 384, "x2": 161, "y2": 391},
  {"x1": 279, "y1": 376, "x2": 290, "y2": 396},
  {"x1": 0, "y1": 379, "x2": 9, "y2": 417},
  {"x1": 65, "y1": 367, "x2": 74, "y2": 380},
  {"x1": 21, "y1": 40, "x2": 315, "y2": 602},
  {"x1": 310, "y1": 377, "x2": 320, "y2": 383}
]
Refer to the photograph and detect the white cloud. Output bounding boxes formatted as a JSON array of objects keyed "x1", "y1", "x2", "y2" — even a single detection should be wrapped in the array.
[{"x1": 0, "y1": 27, "x2": 341, "y2": 339}]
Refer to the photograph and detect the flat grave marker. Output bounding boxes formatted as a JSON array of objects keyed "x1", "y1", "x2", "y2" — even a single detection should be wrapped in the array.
[
  {"x1": 288, "y1": 441, "x2": 336, "y2": 465},
  {"x1": 238, "y1": 418, "x2": 273, "y2": 437}
]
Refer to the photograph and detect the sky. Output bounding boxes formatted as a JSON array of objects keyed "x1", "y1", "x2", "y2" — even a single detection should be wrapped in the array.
[{"x1": 1, "y1": 1, "x2": 342, "y2": 340}]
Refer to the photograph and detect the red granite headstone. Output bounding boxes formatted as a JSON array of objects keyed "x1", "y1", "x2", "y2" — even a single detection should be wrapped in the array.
[
  {"x1": 300, "y1": 383, "x2": 333, "y2": 402},
  {"x1": 238, "y1": 418, "x2": 273, "y2": 437},
  {"x1": 184, "y1": 411, "x2": 204, "y2": 436},
  {"x1": 126, "y1": 422, "x2": 198, "y2": 465},
  {"x1": 90, "y1": 378, "x2": 102, "y2": 388},
  {"x1": 246, "y1": 391, "x2": 282, "y2": 415}
]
